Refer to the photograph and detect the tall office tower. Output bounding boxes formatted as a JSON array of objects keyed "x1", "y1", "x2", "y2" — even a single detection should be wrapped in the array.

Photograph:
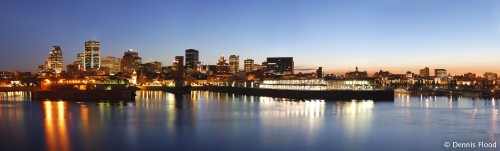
[
  {"x1": 48, "y1": 46, "x2": 63, "y2": 73},
  {"x1": 229, "y1": 55, "x2": 239, "y2": 74},
  {"x1": 266, "y1": 57, "x2": 294, "y2": 75},
  {"x1": 435, "y1": 69, "x2": 447, "y2": 78},
  {"x1": 185, "y1": 49, "x2": 199, "y2": 71},
  {"x1": 419, "y1": 67, "x2": 430, "y2": 77},
  {"x1": 173, "y1": 56, "x2": 184, "y2": 72},
  {"x1": 101, "y1": 56, "x2": 122, "y2": 75},
  {"x1": 173, "y1": 56, "x2": 185, "y2": 82},
  {"x1": 76, "y1": 53, "x2": 85, "y2": 71},
  {"x1": 244, "y1": 59, "x2": 254, "y2": 73},
  {"x1": 121, "y1": 49, "x2": 142, "y2": 74},
  {"x1": 84, "y1": 40, "x2": 100, "y2": 71},
  {"x1": 216, "y1": 55, "x2": 229, "y2": 74}
]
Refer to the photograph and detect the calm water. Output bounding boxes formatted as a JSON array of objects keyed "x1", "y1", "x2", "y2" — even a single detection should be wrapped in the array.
[{"x1": 0, "y1": 91, "x2": 499, "y2": 151}]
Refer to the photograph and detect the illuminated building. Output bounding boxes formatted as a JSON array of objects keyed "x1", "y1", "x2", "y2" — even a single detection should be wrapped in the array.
[
  {"x1": 84, "y1": 40, "x2": 100, "y2": 71},
  {"x1": 185, "y1": 49, "x2": 199, "y2": 71},
  {"x1": 152, "y1": 61, "x2": 163, "y2": 73},
  {"x1": 259, "y1": 79, "x2": 375, "y2": 90},
  {"x1": 253, "y1": 64, "x2": 260, "y2": 71},
  {"x1": 48, "y1": 46, "x2": 63, "y2": 73},
  {"x1": 373, "y1": 70, "x2": 391, "y2": 78},
  {"x1": 244, "y1": 59, "x2": 254, "y2": 73},
  {"x1": 406, "y1": 71, "x2": 413, "y2": 78},
  {"x1": 196, "y1": 62, "x2": 205, "y2": 73},
  {"x1": 208, "y1": 65, "x2": 217, "y2": 76},
  {"x1": 76, "y1": 53, "x2": 85, "y2": 71},
  {"x1": 131, "y1": 70, "x2": 137, "y2": 84},
  {"x1": 419, "y1": 67, "x2": 430, "y2": 77},
  {"x1": 37, "y1": 64, "x2": 53, "y2": 78},
  {"x1": 266, "y1": 57, "x2": 294, "y2": 75},
  {"x1": 216, "y1": 55, "x2": 229, "y2": 74},
  {"x1": 464, "y1": 72, "x2": 476, "y2": 79},
  {"x1": 173, "y1": 56, "x2": 184, "y2": 75},
  {"x1": 229, "y1": 55, "x2": 239, "y2": 74},
  {"x1": 434, "y1": 69, "x2": 447, "y2": 78},
  {"x1": 66, "y1": 62, "x2": 80, "y2": 78},
  {"x1": 36, "y1": 46, "x2": 62, "y2": 78},
  {"x1": 138, "y1": 61, "x2": 163, "y2": 79},
  {"x1": 261, "y1": 62, "x2": 268, "y2": 72},
  {"x1": 483, "y1": 72, "x2": 498, "y2": 80},
  {"x1": 0, "y1": 71, "x2": 13, "y2": 80},
  {"x1": 101, "y1": 56, "x2": 121, "y2": 75},
  {"x1": 345, "y1": 66, "x2": 368, "y2": 78},
  {"x1": 173, "y1": 56, "x2": 185, "y2": 86},
  {"x1": 121, "y1": 49, "x2": 142, "y2": 74}
]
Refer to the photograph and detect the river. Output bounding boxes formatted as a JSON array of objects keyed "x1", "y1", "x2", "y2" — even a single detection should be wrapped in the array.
[{"x1": 0, "y1": 91, "x2": 498, "y2": 150}]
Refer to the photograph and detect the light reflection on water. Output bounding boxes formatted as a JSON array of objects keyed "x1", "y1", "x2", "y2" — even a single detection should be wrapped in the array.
[
  {"x1": 0, "y1": 91, "x2": 499, "y2": 151},
  {"x1": 43, "y1": 101, "x2": 70, "y2": 151},
  {"x1": 0, "y1": 91, "x2": 31, "y2": 101}
]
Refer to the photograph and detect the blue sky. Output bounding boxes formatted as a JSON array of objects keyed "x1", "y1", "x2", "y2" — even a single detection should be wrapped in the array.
[{"x1": 1, "y1": 0, "x2": 500, "y2": 75}]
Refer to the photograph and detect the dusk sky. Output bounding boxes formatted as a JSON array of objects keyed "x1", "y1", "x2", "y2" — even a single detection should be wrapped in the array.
[{"x1": 1, "y1": 0, "x2": 500, "y2": 75}]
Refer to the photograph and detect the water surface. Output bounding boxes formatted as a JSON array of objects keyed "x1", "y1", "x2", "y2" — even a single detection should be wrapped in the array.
[{"x1": 0, "y1": 91, "x2": 498, "y2": 150}]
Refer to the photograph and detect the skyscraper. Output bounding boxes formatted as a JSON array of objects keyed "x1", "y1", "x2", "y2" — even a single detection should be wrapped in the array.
[
  {"x1": 216, "y1": 55, "x2": 229, "y2": 74},
  {"x1": 229, "y1": 55, "x2": 239, "y2": 74},
  {"x1": 185, "y1": 49, "x2": 199, "y2": 71},
  {"x1": 173, "y1": 56, "x2": 184, "y2": 81},
  {"x1": 48, "y1": 46, "x2": 63, "y2": 73},
  {"x1": 121, "y1": 49, "x2": 142, "y2": 74},
  {"x1": 101, "y1": 56, "x2": 122, "y2": 75},
  {"x1": 173, "y1": 56, "x2": 184, "y2": 72},
  {"x1": 435, "y1": 69, "x2": 447, "y2": 78},
  {"x1": 266, "y1": 57, "x2": 294, "y2": 75},
  {"x1": 244, "y1": 59, "x2": 254, "y2": 73},
  {"x1": 419, "y1": 67, "x2": 430, "y2": 77},
  {"x1": 84, "y1": 40, "x2": 100, "y2": 71}
]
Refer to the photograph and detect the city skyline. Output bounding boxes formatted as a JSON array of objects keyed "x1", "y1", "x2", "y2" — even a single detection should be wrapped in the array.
[{"x1": 1, "y1": 0, "x2": 500, "y2": 75}]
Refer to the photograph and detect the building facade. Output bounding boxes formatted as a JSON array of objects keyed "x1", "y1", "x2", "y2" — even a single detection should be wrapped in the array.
[
  {"x1": 76, "y1": 53, "x2": 85, "y2": 71},
  {"x1": 216, "y1": 55, "x2": 229, "y2": 74},
  {"x1": 101, "y1": 56, "x2": 122, "y2": 75},
  {"x1": 345, "y1": 66, "x2": 368, "y2": 78},
  {"x1": 173, "y1": 56, "x2": 184, "y2": 72},
  {"x1": 229, "y1": 55, "x2": 239, "y2": 74},
  {"x1": 484, "y1": 72, "x2": 498, "y2": 80},
  {"x1": 121, "y1": 50, "x2": 142, "y2": 74},
  {"x1": 435, "y1": 69, "x2": 447, "y2": 78},
  {"x1": 244, "y1": 59, "x2": 254, "y2": 73},
  {"x1": 48, "y1": 46, "x2": 63, "y2": 73},
  {"x1": 185, "y1": 49, "x2": 199, "y2": 71},
  {"x1": 419, "y1": 67, "x2": 430, "y2": 77},
  {"x1": 173, "y1": 56, "x2": 184, "y2": 79},
  {"x1": 266, "y1": 57, "x2": 294, "y2": 75},
  {"x1": 84, "y1": 41, "x2": 101, "y2": 71},
  {"x1": 464, "y1": 73, "x2": 476, "y2": 79}
]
